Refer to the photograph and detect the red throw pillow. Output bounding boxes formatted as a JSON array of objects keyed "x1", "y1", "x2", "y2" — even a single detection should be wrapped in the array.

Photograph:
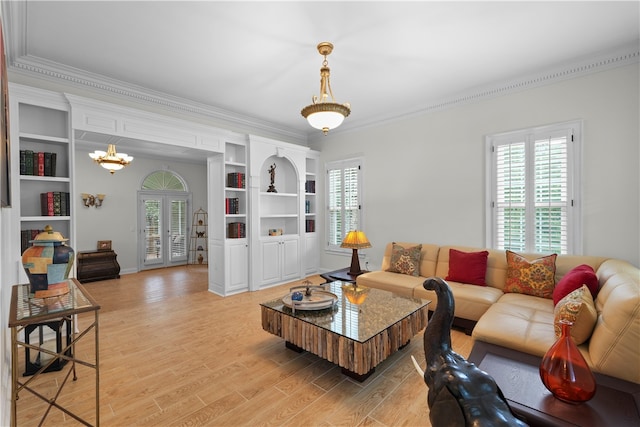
[
  {"x1": 446, "y1": 249, "x2": 489, "y2": 286},
  {"x1": 553, "y1": 264, "x2": 599, "y2": 306}
]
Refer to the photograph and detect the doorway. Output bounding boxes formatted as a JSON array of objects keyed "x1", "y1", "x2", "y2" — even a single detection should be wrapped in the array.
[{"x1": 138, "y1": 171, "x2": 192, "y2": 270}]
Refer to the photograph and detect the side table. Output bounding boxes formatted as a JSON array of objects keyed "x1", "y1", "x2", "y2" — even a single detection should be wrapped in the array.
[
  {"x1": 320, "y1": 267, "x2": 368, "y2": 284},
  {"x1": 468, "y1": 341, "x2": 640, "y2": 427},
  {"x1": 77, "y1": 249, "x2": 121, "y2": 283},
  {"x1": 8, "y1": 278, "x2": 101, "y2": 426}
]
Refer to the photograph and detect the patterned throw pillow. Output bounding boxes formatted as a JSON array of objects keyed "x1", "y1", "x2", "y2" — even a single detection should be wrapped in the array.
[
  {"x1": 386, "y1": 243, "x2": 422, "y2": 276},
  {"x1": 505, "y1": 250, "x2": 557, "y2": 298},
  {"x1": 554, "y1": 285, "x2": 598, "y2": 345}
]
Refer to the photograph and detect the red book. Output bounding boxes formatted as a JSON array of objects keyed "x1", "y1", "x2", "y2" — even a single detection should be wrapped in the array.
[
  {"x1": 40, "y1": 192, "x2": 54, "y2": 216},
  {"x1": 37, "y1": 152, "x2": 45, "y2": 176}
]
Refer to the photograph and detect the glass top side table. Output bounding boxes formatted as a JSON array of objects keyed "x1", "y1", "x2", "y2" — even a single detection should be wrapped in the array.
[{"x1": 8, "y1": 278, "x2": 101, "y2": 426}]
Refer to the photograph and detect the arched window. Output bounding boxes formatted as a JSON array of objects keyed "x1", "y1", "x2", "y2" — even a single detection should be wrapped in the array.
[{"x1": 142, "y1": 170, "x2": 187, "y2": 191}]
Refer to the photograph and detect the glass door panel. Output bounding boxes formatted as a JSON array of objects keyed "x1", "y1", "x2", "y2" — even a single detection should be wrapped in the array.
[
  {"x1": 169, "y1": 199, "x2": 188, "y2": 263},
  {"x1": 143, "y1": 198, "x2": 164, "y2": 266}
]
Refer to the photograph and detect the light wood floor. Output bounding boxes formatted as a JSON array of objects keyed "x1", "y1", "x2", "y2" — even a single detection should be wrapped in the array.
[{"x1": 15, "y1": 266, "x2": 474, "y2": 426}]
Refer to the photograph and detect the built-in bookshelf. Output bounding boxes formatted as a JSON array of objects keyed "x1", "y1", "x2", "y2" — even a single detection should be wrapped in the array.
[
  {"x1": 225, "y1": 142, "x2": 247, "y2": 239},
  {"x1": 305, "y1": 155, "x2": 317, "y2": 233},
  {"x1": 304, "y1": 152, "x2": 319, "y2": 275},
  {"x1": 16, "y1": 99, "x2": 72, "y2": 255}
]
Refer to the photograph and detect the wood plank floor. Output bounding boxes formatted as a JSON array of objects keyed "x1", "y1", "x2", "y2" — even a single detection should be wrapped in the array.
[{"x1": 14, "y1": 266, "x2": 474, "y2": 426}]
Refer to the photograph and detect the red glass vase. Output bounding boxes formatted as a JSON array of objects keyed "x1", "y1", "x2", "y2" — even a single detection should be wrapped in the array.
[{"x1": 539, "y1": 319, "x2": 596, "y2": 403}]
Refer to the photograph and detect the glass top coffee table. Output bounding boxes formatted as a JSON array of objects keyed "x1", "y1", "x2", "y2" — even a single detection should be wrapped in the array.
[{"x1": 260, "y1": 281, "x2": 430, "y2": 381}]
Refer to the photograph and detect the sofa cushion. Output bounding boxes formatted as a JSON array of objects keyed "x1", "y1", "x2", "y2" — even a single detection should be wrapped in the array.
[
  {"x1": 553, "y1": 264, "x2": 599, "y2": 305},
  {"x1": 356, "y1": 270, "x2": 422, "y2": 298},
  {"x1": 445, "y1": 248, "x2": 489, "y2": 286},
  {"x1": 505, "y1": 251, "x2": 557, "y2": 298},
  {"x1": 414, "y1": 280, "x2": 503, "y2": 322},
  {"x1": 554, "y1": 285, "x2": 597, "y2": 345},
  {"x1": 591, "y1": 259, "x2": 640, "y2": 384},
  {"x1": 386, "y1": 243, "x2": 422, "y2": 276},
  {"x1": 472, "y1": 293, "x2": 559, "y2": 357}
]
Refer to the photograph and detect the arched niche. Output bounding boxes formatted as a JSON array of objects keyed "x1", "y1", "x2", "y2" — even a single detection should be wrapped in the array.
[{"x1": 260, "y1": 155, "x2": 297, "y2": 194}]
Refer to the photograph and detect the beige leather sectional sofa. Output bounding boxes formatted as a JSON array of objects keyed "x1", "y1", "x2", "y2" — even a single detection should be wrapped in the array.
[{"x1": 356, "y1": 242, "x2": 640, "y2": 384}]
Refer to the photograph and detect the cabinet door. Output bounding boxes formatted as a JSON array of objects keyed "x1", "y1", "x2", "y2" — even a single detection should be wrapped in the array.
[
  {"x1": 304, "y1": 234, "x2": 319, "y2": 275},
  {"x1": 281, "y1": 237, "x2": 300, "y2": 282},
  {"x1": 226, "y1": 241, "x2": 248, "y2": 292},
  {"x1": 260, "y1": 240, "x2": 281, "y2": 285}
]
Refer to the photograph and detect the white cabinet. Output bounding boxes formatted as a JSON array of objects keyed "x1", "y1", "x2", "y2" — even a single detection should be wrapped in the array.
[
  {"x1": 304, "y1": 234, "x2": 319, "y2": 275},
  {"x1": 260, "y1": 236, "x2": 300, "y2": 286},
  {"x1": 9, "y1": 85, "x2": 73, "y2": 284},
  {"x1": 225, "y1": 238, "x2": 249, "y2": 293},
  {"x1": 248, "y1": 135, "x2": 321, "y2": 290}
]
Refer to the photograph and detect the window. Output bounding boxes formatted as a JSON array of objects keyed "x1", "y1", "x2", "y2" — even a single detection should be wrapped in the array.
[
  {"x1": 326, "y1": 158, "x2": 363, "y2": 251},
  {"x1": 486, "y1": 121, "x2": 582, "y2": 254}
]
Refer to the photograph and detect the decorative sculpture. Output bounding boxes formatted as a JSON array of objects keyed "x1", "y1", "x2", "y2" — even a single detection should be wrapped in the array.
[
  {"x1": 417, "y1": 277, "x2": 528, "y2": 427},
  {"x1": 267, "y1": 163, "x2": 277, "y2": 193}
]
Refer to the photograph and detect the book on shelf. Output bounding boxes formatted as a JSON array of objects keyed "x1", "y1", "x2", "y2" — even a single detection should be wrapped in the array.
[
  {"x1": 20, "y1": 150, "x2": 57, "y2": 176},
  {"x1": 22, "y1": 150, "x2": 33, "y2": 175},
  {"x1": 305, "y1": 180, "x2": 316, "y2": 194},
  {"x1": 53, "y1": 191, "x2": 62, "y2": 215},
  {"x1": 37, "y1": 152, "x2": 45, "y2": 176},
  {"x1": 21, "y1": 229, "x2": 43, "y2": 254},
  {"x1": 227, "y1": 222, "x2": 246, "y2": 238},
  {"x1": 225, "y1": 197, "x2": 239, "y2": 214},
  {"x1": 40, "y1": 192, "x2": 54, "y2": 216},
  {"x1": 60, "y1": 191, "x2": 69, "y2": 216},
  {"x1": 40, "y1": 192, "x2": 70, "y2": 216},
  {"x1": 306, "y1": 219, "x2": 315, "y2": 232},
  {"x1": 227, "y1": 172, "x2": 245, "y2": 189}
]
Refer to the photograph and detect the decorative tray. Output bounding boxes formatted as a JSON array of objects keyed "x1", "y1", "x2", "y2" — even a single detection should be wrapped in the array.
[{"x1": 282, "y1": 285, "x2": 338, "y2": 311}]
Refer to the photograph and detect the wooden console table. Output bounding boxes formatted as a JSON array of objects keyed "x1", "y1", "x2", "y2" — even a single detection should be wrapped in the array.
[
  {"x1": 9, "y1": 279, "x2": 101, "y2": 426},
  {"x1": 77, "y1": 250, "x2": 121, "y2": 283}
]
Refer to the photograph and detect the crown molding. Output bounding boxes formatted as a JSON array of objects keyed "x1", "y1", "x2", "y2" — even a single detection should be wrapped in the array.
[
  {"x1": 8, "y1": 54, "x2": 308, "y2": 142},
  {"x1": 310, "y1": 42, "x2": 640, "y2": 144},
  {"x1": 4, "y1": 0, "x2": 637, "y2": 146}
]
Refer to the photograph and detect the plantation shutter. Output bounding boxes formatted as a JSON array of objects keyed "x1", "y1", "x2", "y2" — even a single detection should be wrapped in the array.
[
  {"x1": 495, "y1": 141, "x2": 526, "y2": 252},
  {"x1": 170, "y1": 199, "x2": 188, "y2": 260},
  {"x1": 327, "y1": 159, "x2": 362, "y2": 250},
  {"x1": 533, "y1": 133, "x2": 569, "y2": 253},
  {"x1": 490, "y1": 122, "x2": 579, "y2": 254}
]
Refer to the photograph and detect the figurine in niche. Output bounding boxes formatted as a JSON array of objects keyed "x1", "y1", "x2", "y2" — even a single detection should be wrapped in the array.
[
  {"x1": 267, "y1": 163, "x2": 277, "y2": 193},
  {"x1": 196, "y1": 231, "x2": 205, "y2": 238}
]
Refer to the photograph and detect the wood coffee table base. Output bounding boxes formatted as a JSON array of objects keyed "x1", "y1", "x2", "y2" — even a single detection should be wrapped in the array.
[
  {"x1": 286, "y1": 341, "x2": 376, "y2": 381},
  {"x1": 263, "y1": 303, "x2": 428, "y2": 382}
]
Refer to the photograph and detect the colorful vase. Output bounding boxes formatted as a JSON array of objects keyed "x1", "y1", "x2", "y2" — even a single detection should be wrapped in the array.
[
  {"x1": 539, "y1": 319, "x2": 596, "y2": 403},
  {"x1": 22, "y1": 225, "x2": 74, "y2": 293}
]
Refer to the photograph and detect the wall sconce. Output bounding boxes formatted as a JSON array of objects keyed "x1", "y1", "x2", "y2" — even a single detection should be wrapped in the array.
[{"x1": 81, "y1": 193, "x2": 105, "y2": 208}]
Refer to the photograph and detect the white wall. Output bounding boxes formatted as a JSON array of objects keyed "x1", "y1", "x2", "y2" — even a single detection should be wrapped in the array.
[
  {"x1": 74, "y1": 148, "x2": 208, "y2": 273},
  {"x1": 316, "y1": 63, "x2": 640, "y2": 270}
]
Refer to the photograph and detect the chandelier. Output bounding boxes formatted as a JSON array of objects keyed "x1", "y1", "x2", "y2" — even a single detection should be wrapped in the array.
[
  {"x1": 88, "y1": 144, "x2": 133, "y2": 174},
  {"x1": 301, "y1": 42, "x2": 351, "y2": 135}
]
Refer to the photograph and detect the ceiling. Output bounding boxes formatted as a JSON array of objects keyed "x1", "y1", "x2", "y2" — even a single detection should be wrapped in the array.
[{"x1": 3, "y1": 1, "x2": 639, "y2": 160}]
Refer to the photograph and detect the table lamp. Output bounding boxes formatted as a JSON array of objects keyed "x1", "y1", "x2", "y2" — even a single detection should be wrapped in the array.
[{"x1": 340, "y1": 230, "x2": 372, "y2": 275}]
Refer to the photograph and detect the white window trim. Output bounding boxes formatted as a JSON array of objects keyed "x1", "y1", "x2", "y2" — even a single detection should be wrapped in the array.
[
  {"x1": 485, "y1": 120, "x2": 583, "y2": 254},
  {"x1": 325, "y1": 156, "x2": 364, "y2": 254}
]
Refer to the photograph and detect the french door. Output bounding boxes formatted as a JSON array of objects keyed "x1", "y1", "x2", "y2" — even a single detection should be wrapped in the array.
[{"x1": 139, "y1": 191, "x2": 191, "y2": 269}]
